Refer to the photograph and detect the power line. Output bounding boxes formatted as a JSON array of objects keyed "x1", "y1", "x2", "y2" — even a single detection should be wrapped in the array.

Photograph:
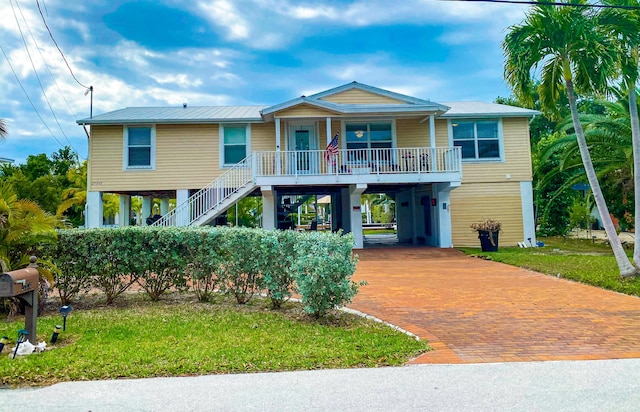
[
  {"x1": 0, "y1": 42, "x2": 66, "y2": 149},
  {"x1": 17, "y1": 2, "x2": 79, "y2": 120},
  {"x1": 35, "y1": 0, "x2": 90, "y2": 91},
  {"x1": 441, "y1": 0, "x2": 640, "y2": 9},
  {"x1": 10, "y1": 0, "x2": 78, "y2": 154}
]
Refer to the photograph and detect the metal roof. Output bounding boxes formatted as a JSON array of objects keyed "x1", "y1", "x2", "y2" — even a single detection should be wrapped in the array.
[
  {"x1": 440, "y1": 102, "x2": 539, "y2": 118},
  {"x1": 0, "y1": 157, "x2": 14, "y2": 164},
  {"x1": 77, "y1": 106, "x2": 268, "y2": 125}
]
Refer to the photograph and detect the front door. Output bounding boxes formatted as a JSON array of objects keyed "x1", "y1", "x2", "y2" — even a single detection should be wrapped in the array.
[{"x1": 288, "y1": 124, "x2": 318, "y2": 174}]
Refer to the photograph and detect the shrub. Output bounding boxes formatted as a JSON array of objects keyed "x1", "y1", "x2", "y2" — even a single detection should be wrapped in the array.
[
  {"x1": 293, "y1": 231, "x2": 362, "y2": 318},
  {"x1": 260, "y1": 230, "x2": 299, "y2": 309},
  {"x1": 184, "y1": 228, "x2": 224, "y2": 302},
  {"x1": 216, "y1": 227, "x2": 264, "y2": 304},
  {"x1": 42, "y1": 230, "x2": 92, "y2": 305},
  {"x1": 135, "y1": 228, "x2": 189, "y2": 301}
]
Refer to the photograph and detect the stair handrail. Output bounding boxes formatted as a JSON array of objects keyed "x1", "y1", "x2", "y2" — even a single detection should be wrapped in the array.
[{"x1": 152, "y1": 154, "x2": 255, "y2": 227}]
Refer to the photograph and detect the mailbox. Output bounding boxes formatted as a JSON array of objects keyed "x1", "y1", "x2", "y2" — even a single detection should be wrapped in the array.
[
  {"x1": 0, "y1": 256, "x2": 40, "y2": 345},
  {"x1": 0, "y1": 267, "x2": 39, "y2": 298}
]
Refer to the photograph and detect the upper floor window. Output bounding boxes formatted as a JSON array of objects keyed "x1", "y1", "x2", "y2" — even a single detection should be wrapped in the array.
[
  {"x1": 124, "y1": 126, "x2": 155, "y2": 169},
  {"x1": 452, "y1": 120, "x2": 501, "y2": 160},
  {"x1": 221, "y1": 124, "x2": 250, "y2": 166}
]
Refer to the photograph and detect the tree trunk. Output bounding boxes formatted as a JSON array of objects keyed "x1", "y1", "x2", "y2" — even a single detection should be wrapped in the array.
[
  {"x1": 566, "y1": 80, "x2": 637, "y2": 277},
  {"x1": 628, "y1": 89, "x2": 640, "y2": 266}
]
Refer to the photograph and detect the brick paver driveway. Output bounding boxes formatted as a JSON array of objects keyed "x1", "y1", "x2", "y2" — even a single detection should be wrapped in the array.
[{"x1": 349, "y1": 247, "x2": 640, "y2": 363}]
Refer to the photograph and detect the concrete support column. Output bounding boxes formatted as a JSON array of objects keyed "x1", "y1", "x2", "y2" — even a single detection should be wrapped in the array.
[
  {"x1": 411, "y1": 187, "x2": 417, "y2": 244},
  {"x1": 436, "y1": 183, "x2": 454, "y2": 248},
  {"x1": 349, "y1": 184, "x2": 367, "y2": 249},
  {"x1": 520, "y1": 181, "x2": 536, "y2": 246},
  {"x1": 86, "y1": 191, "x2": 103, "y2": 228},
  {"x1": 261, "y1": 186, "x2": 276, "y2": 230},
  {"x1": 142, "y1": 196, "x2": 153, "y2": 225},
  {"x1": 341, "y1": 187, "x2": 351, "y2": 233},
  {"x1": 160, "y1": 196, "x2": 170, "y2": 215},
  {"x1": 118, "y1": 194, "x2": 131, "y2": 227},
  {"x1": 176, "y1": 189, "x2": 190, "y2": 226}
]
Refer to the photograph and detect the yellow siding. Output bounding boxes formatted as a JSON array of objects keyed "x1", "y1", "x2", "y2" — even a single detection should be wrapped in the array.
[
  {"x1": 451, "y1": 182, "x2": 524, "y2": 247},
  {"x1": 321, "y1": 89, "x2": 405, "y2": 104},
  {"x1": 461, "y1": 118, "x2": 532, "y2": 183},
  {"x1": 395, "y1": 119, "x2": 430, "y2": 147},
  {"x1": 275, "y1": 105, "x2": 338, "y2": 118},
  {"x1": 250, "y1": 123, "x2": 278, "y2": 152},
  {"x1": 90, "y1": 124, "x2": 220, "y2": 192}
]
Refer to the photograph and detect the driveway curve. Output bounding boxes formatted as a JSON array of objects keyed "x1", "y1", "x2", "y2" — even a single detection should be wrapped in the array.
[{"x1": 348, "y1": 247, "x2": 640, "y2": 364}]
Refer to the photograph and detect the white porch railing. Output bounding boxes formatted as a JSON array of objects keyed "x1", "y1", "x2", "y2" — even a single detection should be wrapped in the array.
[
  {"x1": 152, "y1": 154, "x2": 255, "y2": 227},
  {"x1": 153, "y1": 147, "x2": 460, "y2": 227},
  {"x1": 254, "y1": 146, "x2": 461, "y2": 176}
]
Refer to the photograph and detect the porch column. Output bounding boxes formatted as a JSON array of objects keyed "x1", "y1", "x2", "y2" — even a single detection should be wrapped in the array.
[
  {"x1": 142, "y1": 196, "x2": 153, "y2": 225},
  {"x1": 429, "y1": 114, "x2": 436, "y2": 147},
  {"x1": 261, "y1": 186, "x2": 276, "y2": 230},
  {"x1": 326, "y1": 117, "x2": 334, "y2": 173},
  {"x1": 275, "y1": 117, "x2": 281, "y2": 175},
  {"x1": 118, "y1": 194, "x2": 131, "y2": 227},
  {"x1": 176, "y1": 189, "x2": 190, "y2": 226},
  {"x1": 160, "y1": 196, "x2": 170, "y2": 215},
  {"x1": 350, "y1": 184, "x2": 367, "y2": 249},
  {"x1": 521, "y1": 181, "x2": 536, "y2": 246},
  {"x1": 86, "y1": 191, "x2": 103, "y2": 228}
]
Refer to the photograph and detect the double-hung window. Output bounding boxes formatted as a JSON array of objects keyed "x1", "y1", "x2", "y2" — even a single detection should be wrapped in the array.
[
  {"x1": 124, "y1": 126, "x2": 155, "y2": 169},
  {"x1": 452, "y1": 120, "x2": 501, "y2": 161},
  {"x1": 221, "y1": 124, "x2": 250, "y2": 166},
  {"x1": 345, "y1": 122, "x2": 393, "y2": 162}
]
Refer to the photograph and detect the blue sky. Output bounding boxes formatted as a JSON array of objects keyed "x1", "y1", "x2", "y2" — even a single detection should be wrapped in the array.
[{"x1": 0, "y1": 0, "x2": 529, "y2": 164}]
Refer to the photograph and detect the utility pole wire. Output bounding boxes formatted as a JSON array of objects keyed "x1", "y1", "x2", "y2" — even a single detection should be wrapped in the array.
[
  {"x1": 35, "y1": 0, "x2": 90, "y2": 91},
  {"x1": 10, "y1": 0, "x2": 78, "y2": 154},
  {"x1": 440, "y1": 0, "x2": 640, "y2": 9},
  {"x1": 0, "y1": 42, "x2": 65, "y2": 149}
]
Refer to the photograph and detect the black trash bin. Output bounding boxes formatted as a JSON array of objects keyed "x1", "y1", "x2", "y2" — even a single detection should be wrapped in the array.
[{"x1": 478, "y1": 230, "x2": 499, "y2": 252}]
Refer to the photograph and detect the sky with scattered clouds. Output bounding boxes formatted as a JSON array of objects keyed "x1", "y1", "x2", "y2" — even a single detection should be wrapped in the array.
[{"x1": 0, "y1": 0, "x2": 529, "y2": 164}]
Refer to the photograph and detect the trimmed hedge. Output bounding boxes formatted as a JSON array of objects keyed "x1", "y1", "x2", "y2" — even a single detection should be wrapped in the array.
[{"x1": 43, "y1": 227, "x2": 361, "y2": 317}]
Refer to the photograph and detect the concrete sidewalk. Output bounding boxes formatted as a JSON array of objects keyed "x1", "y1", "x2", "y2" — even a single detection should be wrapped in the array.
[{"x1": 2, "y1": 359, "x2": 640, "y2": 411}]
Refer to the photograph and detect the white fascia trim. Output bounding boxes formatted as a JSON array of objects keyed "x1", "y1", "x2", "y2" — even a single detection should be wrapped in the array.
[
  {"x1": 123, "y1": 124, "x2": 156, "y2": 171},
  {"x1": 219, "y1": 123, "x2": 251, "y2": 168}
]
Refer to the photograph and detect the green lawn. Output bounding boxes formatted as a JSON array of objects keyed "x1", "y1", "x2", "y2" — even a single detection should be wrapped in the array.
[
  {"x1": 459, "y1": 237, "x2": 640, "y2": 297},
  {"x1": 0, "y1": 296, "x2": 427, "y2": 387}
]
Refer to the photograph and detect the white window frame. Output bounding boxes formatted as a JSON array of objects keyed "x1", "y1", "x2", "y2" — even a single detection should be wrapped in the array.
[
  {"x1": 123, "y1": 125, "x2": 156, "y2": 170},
  {"x1": 448, "y1": 118, "x2": 504, "y2": 162},
  {"x1": 341, "y1": 119, "x2": 396, "y2": 149},
  {"x1": 219, "y1": 123, "x2": 251, "y2": 168}
]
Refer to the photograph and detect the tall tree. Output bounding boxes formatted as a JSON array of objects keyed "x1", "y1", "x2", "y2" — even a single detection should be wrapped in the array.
[
  {"x1": 0, "y1": 118, "x2": 6, "y2": 140},
  {"x1": 599, "y1": 0, "x2": 640, "y2": 265},
  {"x1": 503, "y1": 0, "x2": 637, "y2": 277}
]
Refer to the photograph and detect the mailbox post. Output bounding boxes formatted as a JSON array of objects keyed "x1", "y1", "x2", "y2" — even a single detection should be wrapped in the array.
[{"x1": 0, "y1": 256, "x2": 39, "y2": 343}]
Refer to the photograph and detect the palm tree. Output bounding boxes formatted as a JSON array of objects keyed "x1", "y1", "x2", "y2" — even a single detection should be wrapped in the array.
[
  {"x1": 0, "y1": 181, "x2": 59, "y2": 272},
  {"x1": 599, "y1": 0, "x2": 640, "y2": 265},
  {"x1": 56, "y1": 161, "x2": 87, "y2": 216},
  {"x1": 0, "y1": 118, "x2": 6, "y2": 140},
  {"x1": 503, "y1": 0, "x2": 637, "y2": 277}
]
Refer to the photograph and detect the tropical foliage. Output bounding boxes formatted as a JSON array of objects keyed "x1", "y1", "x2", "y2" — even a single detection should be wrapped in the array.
[{"x1": 503, "y1": 0, "x2": 637, "y2": 276}]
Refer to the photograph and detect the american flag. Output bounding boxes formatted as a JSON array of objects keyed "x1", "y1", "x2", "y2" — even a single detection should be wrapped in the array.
[{"x1": 325, "y1": 132, "x2": 339, "y2": 162}]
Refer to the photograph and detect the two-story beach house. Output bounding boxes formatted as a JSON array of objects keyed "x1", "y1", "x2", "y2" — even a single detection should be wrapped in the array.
[{"x1": 77, "y1": 82, "x2": 538, "y2": 248}]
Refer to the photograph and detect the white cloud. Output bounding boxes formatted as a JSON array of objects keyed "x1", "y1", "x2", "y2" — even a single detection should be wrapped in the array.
[{"x1": 198, "y1": 0, "x2": 251, "y2": 40}]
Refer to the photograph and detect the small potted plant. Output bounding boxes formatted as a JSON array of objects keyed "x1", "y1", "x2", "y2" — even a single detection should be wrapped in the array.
[{"x1": 471, "y1": 218, "x2": 501, "y2": 252}]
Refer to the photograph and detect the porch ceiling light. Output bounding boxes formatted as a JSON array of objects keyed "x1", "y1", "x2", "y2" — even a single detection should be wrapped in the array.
[{"x1": 355, "y1": 130, "x2": 364, "y2": 138}]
